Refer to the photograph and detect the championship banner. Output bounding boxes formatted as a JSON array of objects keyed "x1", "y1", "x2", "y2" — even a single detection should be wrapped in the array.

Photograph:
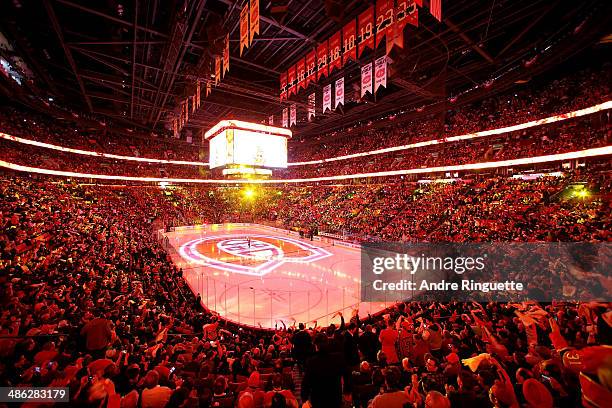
[
  {"x1": 240, "y1": 4, "x2": 249, "y2": 55},
  {"x1": 361, "y1": 63, "x2": 372, "y2": 97},
  {"x1": 215, "y1": 56, "x2": 221, "y2": 85},
  {"x1": 297, "y1": 58, "x2": 306, "y2": 90},
  {"x1": 172, "y1": 118, "x2": 178, "y2": 138},
  {"x1": 375, "y1": 0, "x2": 394, "y2": 48},
  {"x1": 223, "y1": 34, "x2": 230, "y2": 76},
  {"x1": 280, "y1": 72, "x2": 287, "y2": 101},
  {"x1": 269, "y1": 115, "x2": 274, "y2": 125},
  {"x1": 206, "y1": 82, "x2": 211, "y2": 97},
  {"x1": 335, "y1": 77, "x2": 344, "y2": 108},
  {"x1": 358, "y1": 6, "x2": 375, "y2": 57},
  {"x1": 191, "y1": 96, "x2": 195, "y2": 113},
  {"x1": 342, "y1": 20, "x2": 357, "y2": 64},
  {"x1": 323, "y1": 83, "x2": 332, "y2": 113},
  {"x1": 375, "y1": 56, "x2": 387, "y2": 92},
  {"x1": 308, "y1": 93, "x2": 316, "y2": 121},
  {"x1": 306, "y1": 50, "x2": 316, "y2": 85},
  {"x1": 328, "y1": 31, "x2": 342, "y2": 73},
  {"x1": 288, "y1": 65, "x2": 297, "y2": 96},
  {"x1": 430, "y1": 0, "x2": 442, "y2": 22},
  {"x1": 249, "y1": 0, "x2": 260, "y2": 45},
  {"x1": 289, "y1": 103, "x2": 297, "y2": 127},
  {"x1": 282, "y1": 108, "x2": 288, "y2": 127},
  {"x1": 316, "y1": 41, "x2": 328, "y2": 81}
]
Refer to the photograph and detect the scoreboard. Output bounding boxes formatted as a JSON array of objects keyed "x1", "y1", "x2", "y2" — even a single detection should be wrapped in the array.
[{"x1": 204, "y1": 120, "x2": 291, "y2": 170}]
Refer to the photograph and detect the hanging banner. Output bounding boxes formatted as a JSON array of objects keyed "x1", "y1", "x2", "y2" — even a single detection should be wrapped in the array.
[
  {"x1": 308, "y1": 93, "x2": 316, "y2": 121},
  {"x1": 288, "y1": 65, "x2": 297, "y2": 96},
  {"x1": 430, "y1": 0, "x2": 442, "y2": 22},
  {"x1": 289, "y1": 103, "x2": 297, "y2": 127},
  {"x1": 342, "y1": 20, "x2": 357, "y2": 64},
  {"x1": 375, "y1": 56, "x2": 387, "y2": 92},
  {"x1": 297, "y1": 58, "x2": 306, "y2": 90},
  {"x1": 375, "y1": 0, "x2": 394, "y2": 48},
  {"x1": 206, "y1": 82, "x2": 211, "y2": 97},
  {"x1": 335, "y1": 77, "x2": 344, "y2": 108},
  {"x1": 388, "y1": 0, "x2": 418, "y2": 53},
  {"x1": 282, "y1": 108, "x2": 288, "y2": 127},
  {"x1": 183, "y1": 100, "x2": 189, "y2": 125},
  {"x1": 250, "y1": 0, "x2": 260, "y2": 45},
  {"x1": 173, "y1": 118, "x2": 178, "y2": 138},
  {"x1": 328, "y1": 31, "x2": 342, "y2": 73},
  {"x1": 323, "y1": 83, "x2": 332, "y2": 113},
  {"x1": 269, "y1": 115, "x2": 274, "y2": 125},
  {"x1": 240, "y1": 4, "x2": 249, "y2": 56},
  {"x1": 215, "y1": 56, "x2": 221, "y2": 85},
  {"x1": 406, "y1": 0, "x2": 419, "y2": 27},
  {"x1": 223, "y1": 33, "x2": 230, "y2": 76},
  {"x1": 280, "y1": 72, "x2": 287, "y2": 101},
  {"x1": 191, "y1": 96, "x2": 196, "y2": 113},
  {"x1": 306, "y1": 50, "x2": 317, "y2": 85},
  {"x1": 196, "y1": 80, "x2": 201, "y2": 108},
  {"x1": 358, "y1": 6, "x2": 375, "y2": 57},
  {"x1": 361, "y1": 63, "x2": 372, "y2": 97},
  {"x1": 316, "y1": 41, "x2": 328, "y2": 81}
]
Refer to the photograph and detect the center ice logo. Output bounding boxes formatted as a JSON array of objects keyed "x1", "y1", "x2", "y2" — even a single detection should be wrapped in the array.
[
  {"x1": 217, "y1": 238, "x2": 284, "y2": 260},
  {"x1": 179, "y1": 234, "x2": 332, "y2": 277}
]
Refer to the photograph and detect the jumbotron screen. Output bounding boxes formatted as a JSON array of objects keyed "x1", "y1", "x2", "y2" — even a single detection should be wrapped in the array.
[{"x1": 205, "y1": 120, "x2": 291, "y2": 169}]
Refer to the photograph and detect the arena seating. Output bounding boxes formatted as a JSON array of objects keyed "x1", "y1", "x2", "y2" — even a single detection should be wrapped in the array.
[{"x1": 0, "y1": 67, "x2": 610, "y2": 408}]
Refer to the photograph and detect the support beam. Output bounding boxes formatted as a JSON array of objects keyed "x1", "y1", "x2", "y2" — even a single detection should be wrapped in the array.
[
  {"x1": 445, "y1": 17, "x2": 496, "y2": 64},
  {"x1": 44, "y1": 0, "x2": 93, "y2": 112},
  {"x1": 497, "y1": 2, "x2": 556, "y2": 58},
  {"x1": 55, "y1": 0, "x2": 166, "y2": 38},
  {"x1": 151, "y1": 0, "x2": 207, "y2": 128},
  {"x1": 218, "y1": 0, "x2": 317, "y2": 43}
]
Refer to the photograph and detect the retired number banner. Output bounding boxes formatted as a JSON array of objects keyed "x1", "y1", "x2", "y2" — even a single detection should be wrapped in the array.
[
  {"x1": 249, "y1": 0, "x2": 260, "y2": 44},
  {"x1": 317, "y1": 41, "x2": 329, "y2": 81},
  {"x1": 288, "y1": 65, "x2": 297, "y2": 97},
  {"x1": 306, "y1": 50, "x2": 316, "y2": 86},
  {"x1": 361, "y1": 63, "x2": 373, "y2": 97},
  {"x1": 323, "y1": 84, "x2": 332, "y2": 113},
  {"x1": 223, "y1": 34, "x2": 230, "y2": 76},
  {"x1": 297, "y1": 58, "x2": 306, "y2": 90},
  {"x1": 335, "y1": 77, "x2": 344, "y2": 108},
  {"x1": 240, "y1": 4, "x2": 249, "y2": 55},
  {"x1": 358, "y1": 6, "x2": 375, "y2": 57},
  {"x1": 342, "y1": 20, "x2": 357, "y2": 64},
  {"x1": 328, "y1": 31, "x2": 342, "y2": 73},
  {"x1": 280, "y1": 72, "x2": 287, "y2": 101},
  {"x1": 376, "y1": 0, "x2": 394, "y2": 48}
]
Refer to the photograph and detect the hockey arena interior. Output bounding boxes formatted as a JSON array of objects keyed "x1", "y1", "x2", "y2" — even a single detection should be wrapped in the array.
[{"x1": 0, "y1": 1, "x2": 610, "y2": 407}]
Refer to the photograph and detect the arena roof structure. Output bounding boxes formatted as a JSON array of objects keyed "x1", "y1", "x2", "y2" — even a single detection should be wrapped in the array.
[{"x1": 0, "y1": 0, "x2": 610, "y2": 141}]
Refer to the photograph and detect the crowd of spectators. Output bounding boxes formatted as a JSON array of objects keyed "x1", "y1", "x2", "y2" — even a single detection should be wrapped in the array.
[
  {"x1": 1, "y1": 174, "x2": 611, "y2": 407},
  {"x1": 0, "y1": 64, "x2": 610, "y2": 408},
  {"x1": 0, "y1": 66, "x2": 610, "y2": 182}
]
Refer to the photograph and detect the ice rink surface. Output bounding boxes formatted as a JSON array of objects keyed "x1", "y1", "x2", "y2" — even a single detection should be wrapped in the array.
[{"x1": 163, "y1": 223, "x2": 389, "y2": 329}]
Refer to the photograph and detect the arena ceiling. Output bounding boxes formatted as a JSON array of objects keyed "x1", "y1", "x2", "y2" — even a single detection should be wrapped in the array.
[{"x1": 0, "y1": 0, "x2": 610, "y2": 141}]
